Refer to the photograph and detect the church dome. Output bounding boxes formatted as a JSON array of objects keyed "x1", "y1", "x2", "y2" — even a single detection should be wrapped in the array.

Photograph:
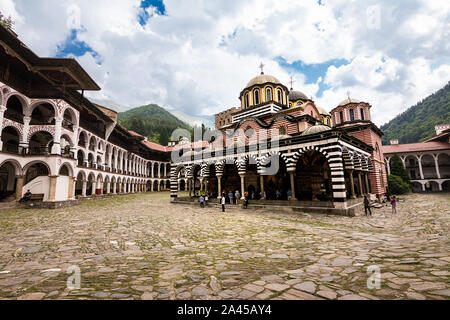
[
  {"x1": 301, "y1": 124, "x2": 331, "y2": 136},
  {"x1": 245, "y1": 73, "x2": 281, "y2": 88},
  {"x1": 288, "y1": 90, "x2": 308, "y2": 101},
  {"x1": 316, "y1": 106, "x2": 329, "y2": 115},
  {"x1": 338, "y1": 98, "x2": 361, "y2": 107}
]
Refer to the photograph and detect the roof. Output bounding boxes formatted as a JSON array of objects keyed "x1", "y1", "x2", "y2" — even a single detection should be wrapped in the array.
[
  {"x1": 316, "y1": 106, "x2": 330, "y2": 115},
  {"x1": 301, "y1": 124, "x2": 331, "y2": 136},
  {"x1": 289, "y1": 90, "x2": 308, "y2": 101},
  {"x1": 381, "y1": 141, "x2": 450, "y2": 154},
  {"x1": 142, "y1": 140, "x2": 169, "y2": 152},
  {"x1": 338, "y1": 98, "x2": 361, "y2": 106},
  {"x1": 424, "y1": 128, "x2": 450, "y2": 143},
  {"x1": 246, "y1": 73, "x2": 281, "y2": 88}
]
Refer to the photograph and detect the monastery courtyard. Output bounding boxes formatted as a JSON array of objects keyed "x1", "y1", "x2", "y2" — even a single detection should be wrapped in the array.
[{"x1": 0, "y1": 193, "x2": 449, "y2": 300}]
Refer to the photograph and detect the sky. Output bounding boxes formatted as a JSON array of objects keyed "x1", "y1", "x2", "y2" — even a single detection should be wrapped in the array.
[{"x1": 0, "y1": 0, "x2": 449, "y2": 126}]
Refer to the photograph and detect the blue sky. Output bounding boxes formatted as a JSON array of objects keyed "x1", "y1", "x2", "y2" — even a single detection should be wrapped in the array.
[{"x1": 4, "y1": 0, "x2": 450, "y2": 126}]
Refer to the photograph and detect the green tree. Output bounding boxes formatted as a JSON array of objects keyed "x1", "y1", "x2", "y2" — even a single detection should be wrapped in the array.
[
  {"x1": 387, "y1": 174, "x2": 411, "y2": 195},
  {"x1": 390, "y1": 153, "x2": 411, "y2": 184},
  {"x1": 0, "y1": 12, "x2": 14, "y2": 30}
]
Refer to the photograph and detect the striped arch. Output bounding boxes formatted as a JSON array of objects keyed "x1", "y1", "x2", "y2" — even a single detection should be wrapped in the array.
[
  {"x1": 353, "y1": 153, "x2": 363, "y2": 171},
  {"x1": 342, "y1": 148, "x2": 354, "y2": 170},
  {"x1": 2, "y1": 120, "x2": 24, "y2": 135},
  {"x1": 28, "y1": 99, "x2": 59, "y2": 118},
  {"x1": 214, "y1": 159, "x2": 226, "y2": 175},
  {"x1": 200, "y1": 163, "x2": 209, "y2": 177},
  {"x1": 290, "y1": 146, "x2": 331, "y2": 169},
  {"x1": 361, "y1": 156, "x2": 370, "y2": 172},
  {"x1": 27, "y1": 126, "x2": 55, "y2": 141},
  {"x1": 235, "y1": 158, "x2": 247, "y2": 175}
]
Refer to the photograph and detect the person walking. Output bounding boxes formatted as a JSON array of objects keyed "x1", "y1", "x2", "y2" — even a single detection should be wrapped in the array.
[
  {"x1": 221, "y1": 194, "x2": 226, "y2": 212},
  {"x1": 205, "y1": 194, "x2": 209, "y2": 207},
  {"x1": 391, "y1": 196, "x2": 397, "y2": 214},
  {"x1": 199, "y1": 195, "x2": 205, "y2": 208},
  {"x1": 235, "y1": 190, "x2": 240, "y2": 205},
  {"x1": 363, "y1": 195, "x2": 372, "y2": 216},
  {"x1": 244, "y1": 192, "x2": 249, "y2": 209},
  {"x1": 228, "y1": 191, "x2": 234, "y2": 205}
]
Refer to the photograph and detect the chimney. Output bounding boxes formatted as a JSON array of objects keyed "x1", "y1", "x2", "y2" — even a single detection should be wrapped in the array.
[
  {"x1": 435, "y1": 124, "x2": 450, "y2": 136},
  {"x1": 390, "y1": 139, "x2": 399, "y2": 145}
]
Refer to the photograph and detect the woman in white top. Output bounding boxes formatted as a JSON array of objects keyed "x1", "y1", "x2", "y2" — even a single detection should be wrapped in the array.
[{"x1": 221, "y1": 195, "x2": 226, "y2": 212}]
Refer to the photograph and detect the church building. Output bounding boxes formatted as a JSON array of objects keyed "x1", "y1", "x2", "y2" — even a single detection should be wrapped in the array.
[{"x1": 170, "y1": 67, "x2": 388, "y2": 216}]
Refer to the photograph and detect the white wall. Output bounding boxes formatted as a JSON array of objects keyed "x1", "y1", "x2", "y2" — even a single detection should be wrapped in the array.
[
  {"x1": 22, "y1": 176, "x2": 50, "y2": 201},
  {"x1": 55, "y1": 176, "x2": 69, "y2": 201}
]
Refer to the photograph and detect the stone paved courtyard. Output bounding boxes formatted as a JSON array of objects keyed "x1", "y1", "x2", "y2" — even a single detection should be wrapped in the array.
[{"x1": 0, "y1": 192, "x2": 449, "y2": 300}]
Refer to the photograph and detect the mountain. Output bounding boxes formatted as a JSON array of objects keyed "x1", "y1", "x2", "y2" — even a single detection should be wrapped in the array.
[
  {"x1": 169, "y1": 110, "x2": 215, "y2": 129},
  {"x1": 380, "y1": 82, "x2": 450, "y2": 145},
  {"x1": 117, "y1": 104, "x2": 192, "y2": 145}
]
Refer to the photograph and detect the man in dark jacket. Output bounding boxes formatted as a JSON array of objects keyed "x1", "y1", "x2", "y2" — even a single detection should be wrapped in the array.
[{"x1": 364, "y1": 195, "x2": 372, "y2": 216}]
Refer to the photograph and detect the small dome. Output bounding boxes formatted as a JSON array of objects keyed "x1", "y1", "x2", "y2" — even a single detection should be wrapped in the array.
[
  {"x1": 246, "y1": 73, "x2": 281, "y2": 88},
  {"x1": 316, "y1": 106, "x2": 329, "y2": 115},
  {"x1": 288, "y1": 90, "x2": 308, "y2": 101},
  {"x1": 301, "y1": 124, "x2": 331, "y2": 136},
  {"x1": 338, "y1": 98, "x2": 361, "y2": 107}
]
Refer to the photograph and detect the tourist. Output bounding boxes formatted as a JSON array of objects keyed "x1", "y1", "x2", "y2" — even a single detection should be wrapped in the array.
[
  {"x1": 276, "y1": 190, "x2": 281, "y2": 200},
  {"x1": 228, "y1": 191, "x2": 234, "y2": 204},
  {"x1": 221, "y1": 194, "x2": 226, "y2": 212},
  {"x1": 363, "y1": 195, "x2": 372, "y2": 216},
  {"x1": 205, "y1": 194, "x2": 209, "y2": 207},
  {"x1": 244, "y1": 192, "x2": 249, "y2": 209},
  {"x1": 19, "y1": 190, "x2": 32, "y2": 203},
  {"x1": 199, "y1": 195, "x2": 205, "y2": 208},
  {"x1": 251, "y1": 191, "x2": 255, "y2": 200},
  {"x1": 235, "y1": 190, "x2": 240, "y2": 205},
  {"x1": 391, "y1": 196, "x2": 397, "y2": 214},
  {"x1": 287, "y1": 189, "x2": 292, "y2": 201}
]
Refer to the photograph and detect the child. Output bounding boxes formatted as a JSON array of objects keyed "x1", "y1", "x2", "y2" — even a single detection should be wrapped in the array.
[
  {"x1": 221, "y1": 194, "x2": 226, "y2": 212},
  {"x1": 391, "y1": 196, "x2": 397, "y2": 214}
]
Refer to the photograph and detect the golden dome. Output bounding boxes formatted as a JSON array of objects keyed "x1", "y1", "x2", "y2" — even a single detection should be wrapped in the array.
[{"x1": 245, "y1": 73, "x2": 281, "y2": 89}]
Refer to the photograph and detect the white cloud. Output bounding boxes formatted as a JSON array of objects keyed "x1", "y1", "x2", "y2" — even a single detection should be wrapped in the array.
[{"x1": 1, "y1": 0, "x2": 449, "y2": 126}]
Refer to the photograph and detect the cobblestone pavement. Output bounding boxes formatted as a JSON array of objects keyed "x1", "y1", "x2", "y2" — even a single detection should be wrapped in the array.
[{"x1": 0, "y1": 192, "x2": 449, "y2": 300}]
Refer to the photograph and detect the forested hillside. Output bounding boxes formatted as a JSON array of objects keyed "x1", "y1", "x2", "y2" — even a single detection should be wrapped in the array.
[
  {"x1": 118, "y1": 104, "x2": 191, "y2": 145},
  {"x1": 380, "y1": 82, "x2": 450, "y2": 144}
]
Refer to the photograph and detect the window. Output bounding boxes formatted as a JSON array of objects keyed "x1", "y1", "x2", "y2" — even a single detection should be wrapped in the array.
[
  {"x1": 254, "y1": 89, "x2": 260, "y2": 105},
  {"x1": 266, "y1": 87, "x2": 273, "y2": 101},
  {"x1": 244, "y1": 93, "x2": 249, "y2": 108},
  {"x1": 350, "y1": 109, "x2": 355, "y2": 121},
  {"x1": 277, "y1": 89, "x2": 283, "y2": 103},
  {"x1": 360, "y1": 108, "x2": 365, "y2": 120},
  {"x1": 245, "y1": 127, "x2": 255, "y2": 138},
  {"x1": 339, "y1": 111, "x2": 344, "y2": 123},
  {"x1": 279, "y1": 126, "x2": 286, "y2": 135}
]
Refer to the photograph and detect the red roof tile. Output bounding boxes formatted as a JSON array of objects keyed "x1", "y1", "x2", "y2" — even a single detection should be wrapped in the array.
[{"x1": 382, "y1": 141, "x2": 450, "y2": 154}]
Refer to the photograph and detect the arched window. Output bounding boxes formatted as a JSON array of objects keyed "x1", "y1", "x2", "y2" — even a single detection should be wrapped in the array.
[
  {"x1": 253, "y1": 89, "x2": 260, "y2": 105},
  {"x1": 360, "y1": 108, "x2": 365, "y2": 120},
  {"x1": 244, "y1": 93, "x2": 249, "y2": 108},
  {"x1": 349, "y1": 109, "x2": 355, "y2": 121},
  {"x1": 266, "y1": 87, "x2": 273, "y2": 101},
  {"x1": 339, "y1": 111, "x2": 344, "y2": 123},
  {"x1": 277, "y1": 89, "x2": 283, "y2": 103}
]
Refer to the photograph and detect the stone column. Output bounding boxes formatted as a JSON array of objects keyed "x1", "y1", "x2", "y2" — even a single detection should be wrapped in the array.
[
  {"x1": 164, "y1": 164, "x2": 167, "y2": 178},
  {"x1": 364, "y1": 173, "x2": 370, "y2": 195},
  {"x1": 357, "y1": 172, "x2": 363, "y2": 196},
  {"x1": 433, "y1": 155, "x2": 441, "y2": 179},
  {"x1": 386, "y1": 158, "x2": 391, "y2": 175},
  {"x1": 260, "y1": 175, "x2": 265, "y2": 200},
  {"x1": 289, "y1": 171, "x2": 297, "y2": 200},
  {"x1": 91, "y1": 181, "x2": 97, "y2": 195},
  {"x1": 348, "y1": 170, "x2": 356, "y2": 199},
  {"x1": 68, "y1": 176, "x2": 75, "y2": 200},
  {"x1": 107, "y1": 181, "x2": 111, "y2": 194},
  {"x1": 418, "y1": 157, "x2": 424, "y2": 180},
  {"x1": 240, "y1": 175, "x2": 245, "y2": 199},
  {"x1": 199, "y1": 178, "x2": 203, "y2": 191},
  {"x1": 15, "y1": 176, "x2": 24, "y2": 201},
  {"x1": 0, "y1": 105, "x2": 5, "y2": 150},
  {"x1": 217, "y1": 175, "x2": 222, "y2": 197},
  {"x1": 82, "y1": 180, "x2": 87, "y2": 197},
  {"x1": 48, "y1": 175, "x2": 58, "y2": 201},
  {"x1": 51, "y1": 117, "x2": 63, "y2": 155},
  {"x1": 113, "y1": 181, "x2": 117, "y2": 194},
  {"x1": 20, "y1": 116, "x2": 31, "y2": 154},
  {"x1": 178, "y1": 179, "x2": 181, "y2": 191}
]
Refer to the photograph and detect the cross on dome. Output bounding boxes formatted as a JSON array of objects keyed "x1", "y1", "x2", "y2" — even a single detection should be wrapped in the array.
[
  {"x1": 259, "y1": 62, "x2": 265, "y2": 74},
  {"x1": 347, "y1": 91, "x2": 351, "y2": 100},
  {"x1": 289, "y1": 76, "x2": 296, "y2": 90}
]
